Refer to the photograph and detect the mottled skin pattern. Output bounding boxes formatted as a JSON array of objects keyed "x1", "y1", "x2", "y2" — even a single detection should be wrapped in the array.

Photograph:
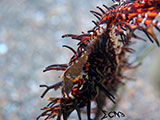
[{"x1": 37, "y1": 0, "x2": 160, "y2": 120}]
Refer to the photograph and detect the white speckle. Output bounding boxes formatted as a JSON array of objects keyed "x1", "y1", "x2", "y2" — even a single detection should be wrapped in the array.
[
  {"x1": 128, "y1": 3, "x2": 132, "y2": 6},
  {"x1": 133, "y1": 17, "x2": 137, "y2": 24},
  {"x1": 75, "y1": 60, "x2": 78, "y2": 63},
  {"x1": 138, "y1": 14, "x2": 142, "y2": 18},
  {"x1": 122, "y1": 14, "x2": 126, "y2": 20},
  {"x1": 128, "y1": 7, "x2": 131, "y2": 11},
  {"x1": 0, "y1": 43, "x2": 8, "y2": 55},
  {"x1": 141, "y1": 14, "x2": 148, "y2": 25},
  {"x1": 69, "y1": 92, "x2": 75, "y2": 99},
  {"x1": 145, "y1": 13, "x2": 148, "y2": 18},
  {"x1": 129, "y1": 20, "x2": 133, "y2": 24},
  {"x1": 79, "y1": 84, "x2": 83, "y2": 90},
  {"x1": 64, "y1": 92, "x2": 67, "y2": 98},
  {"x1": 99, "y1": 24, "x2": 107, "y2": 30},
  {"x1": 89, "y1": 31, "x2": 94, "y2": 35},
  {"x1": 73, "y1": 84, "x2": 78, "y2": 88},
  {"x1": 99, "y1": 25, "x2": 104, "y2": 33},
  {"x1": 91, "y1": 113, "x2": 95, "y2": 119},
  {"x1": 141, "y1": 0, "x2": 145, "y2": 3},
  {"x1": 141, "y1": 17, "x2": 147, "y2": 24},
  {"x1": 114, "y1": 1, "x2": 119, "y2": 5},
  {"x1": 152, "y1": 19, "x2": 157, "y2": 23}
]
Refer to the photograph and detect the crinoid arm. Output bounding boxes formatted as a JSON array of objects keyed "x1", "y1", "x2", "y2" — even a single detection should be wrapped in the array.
[{"x1": 38, "y1": 0, "x2": 160, "y2": 120}]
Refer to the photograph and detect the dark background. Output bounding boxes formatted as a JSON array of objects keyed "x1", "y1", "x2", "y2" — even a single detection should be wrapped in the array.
[{"x1": 0, "y1": 0, "x2": 160, "y2": 120}]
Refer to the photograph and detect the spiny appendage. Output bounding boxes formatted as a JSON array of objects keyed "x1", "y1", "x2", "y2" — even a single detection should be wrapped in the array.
[
  {"x1": 90, "y1": 0, "x2": 160, "y2": 46},
  {"x1": 39, "y1": 64, "x2": 67, "y2": 98},
  {"x1": 38, "y1": 46, "x2": 119, "y2": 120},
  {"x1": 43, "y1": 64, "x2": 68, "y2": 72},
  {"x1": 116, "y1": 0, "x2": 160, "y2": 46},
  {"x1": 37, "y1": 77, "x2": 98, "y2": 120},
  {"x1": 38, "y1": 0, "x2": 160, "y2": 120}
]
